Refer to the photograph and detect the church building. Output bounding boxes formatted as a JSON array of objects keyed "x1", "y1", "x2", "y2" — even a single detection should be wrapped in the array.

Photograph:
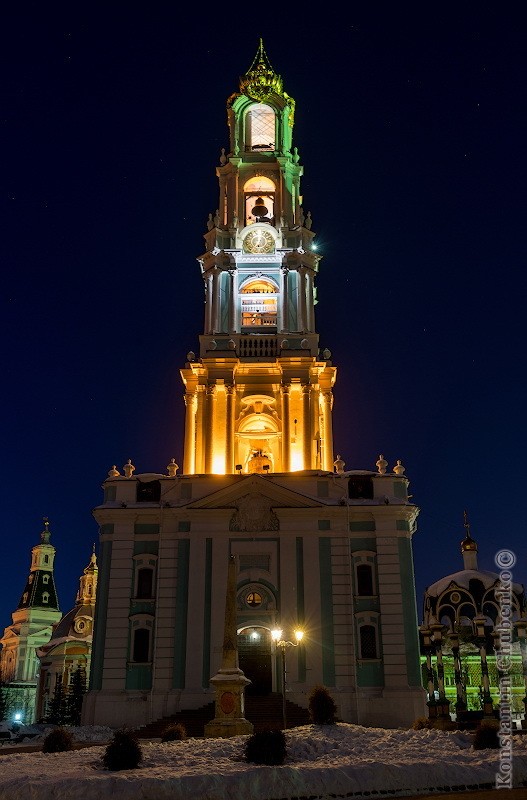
[
  {"x1": 0, "y1": 520, "x2": 62, "y2": 723},
  {"x1": 83, "y1": 42, "x2": 425, "y2": 730}
]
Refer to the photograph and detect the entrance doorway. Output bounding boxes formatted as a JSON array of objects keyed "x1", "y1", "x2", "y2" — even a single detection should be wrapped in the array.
[{"x1": 238, "y1": 627, "x2": 272, "y2": 695}]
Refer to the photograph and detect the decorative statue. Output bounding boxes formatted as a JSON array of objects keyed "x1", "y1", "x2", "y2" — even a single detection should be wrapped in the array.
[
  {"x1": 213, "y1": 209, "x2": 221, "y2": 228},
  {"x1": 220, "y1": 147, "x2": 227, "y2": 165},
  {"x1": 207, "y1": 213, "x2": 214, "y2": 231},
  {"x1": 305, "y1": 211, "x2": 313, "y2": 230}
]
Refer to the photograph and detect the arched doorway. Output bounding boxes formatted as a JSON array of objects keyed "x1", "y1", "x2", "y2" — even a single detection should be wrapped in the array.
[{"x1": 238, "y1": 626, "x2": 273, "y2": 695}]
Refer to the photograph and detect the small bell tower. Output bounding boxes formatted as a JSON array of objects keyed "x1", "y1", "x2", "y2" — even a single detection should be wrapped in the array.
[{"x1": 181, "y1": 41, "x2": 336, "y2": 476}]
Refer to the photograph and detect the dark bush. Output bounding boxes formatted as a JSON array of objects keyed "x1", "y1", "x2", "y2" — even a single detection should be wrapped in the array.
[
  {"x1": 308, "y1": 685, "x2": 337, "y2": 725},
  {"x1": 245, "y1": 729, "x2": 287, "y2": 765},
  {"x1": 161, "y1": 722, "x2": 187, "y2": 742},
  {"x1": 412, "y1": 717, "x2": 433, "y2": 730},
  {"x1": 474, "y1": 720, "x2": 499, "y2": 750},
  {"x1": 103, "y1": 730, "x2": 142, "y2": 770},
  {"x1": 42, "y1": 727, "x2": 74, "y2": 753}
]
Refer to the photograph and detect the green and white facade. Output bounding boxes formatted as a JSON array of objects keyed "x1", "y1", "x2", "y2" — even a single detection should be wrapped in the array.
[{"x1": 83, "y1": 43, "x2": 426, "y2": 730}]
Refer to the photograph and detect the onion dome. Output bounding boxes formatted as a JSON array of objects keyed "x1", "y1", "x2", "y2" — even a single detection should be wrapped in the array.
[{"x1": 239, "y1": 39, "x2": 284, "y2": 101}]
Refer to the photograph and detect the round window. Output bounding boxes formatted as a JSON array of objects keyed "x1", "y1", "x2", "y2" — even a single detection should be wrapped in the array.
[
  {"x1": 245, "y1": 591, "x2": 263, "y2": 608},
  {"x1": 450, "y1": 591, "x2": 461, "y2": 604}
]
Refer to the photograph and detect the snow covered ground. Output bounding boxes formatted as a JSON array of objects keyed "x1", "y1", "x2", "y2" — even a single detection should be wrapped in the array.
[{"x1": 0, "y1": 723, "x2": 526, "y2": 800}]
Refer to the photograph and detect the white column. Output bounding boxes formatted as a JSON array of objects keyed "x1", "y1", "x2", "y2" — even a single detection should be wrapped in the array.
[
  {"x1": 307, "y1": 271, "x2": 315, "y2": 332},
  {"x1": 311, "y1": 386, "x2": 320, "y2": 469},
  {"x1": 204, "y1": 275, "x2": 213, "y2": 334},
  {"x1": 228, "y1": 270, "x2": 236, "y2": 333},
  {"x1": 195, "y1": 387, "x2": 205, "y2": 473},
  {"x1": 298, "y1": 268, "x2": 307, "y2": 332},
  {"x1": 281, "y1": 383, "x2": 291, "y2": 472},
  {"x1": 302, "y1": 383, "x2": 311, "y2": 469},
  {"x1": 211, "y1": 268, "x2": 220, "y2": 333},
  {"x1": 183, "y1": 392, "x2": 197, "y2": 475},
  {"x1": 204, "y1": 385, "x2": 217, "y2": 473},
  {"x1": 225, "y1": 384, "x2": 235, "y2": 474},
  {"x1": 280, "y1": 267, "x2": 289, "y2": 332},
  {"x1": 322, "y1": 390, "x2": 334, "y2": 471}
]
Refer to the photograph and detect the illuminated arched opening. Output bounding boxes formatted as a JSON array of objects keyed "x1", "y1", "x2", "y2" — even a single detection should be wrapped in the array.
[
  {"x1": 245, "y1": 104, "x2": 275, "y2": 152},
  {"x1": 240, "y1": 277, "x2": 278, "y2": 328},
  {"x1": 236, "y1": 399, "x2": 280, "y2": 472},
  {"x1": 244, "y1": 175, "x2": 275, "y2": 226}
]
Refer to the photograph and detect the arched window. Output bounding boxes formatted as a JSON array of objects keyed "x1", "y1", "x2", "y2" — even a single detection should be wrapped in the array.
[
  {"x1": 360, "y1": 625, "x2": 378, "y2": 659},
  {"x1": 42, "y1": 592, "x2": 49, "y2": 604},
  {"x1": 246, "y1": 104, "x2": 275, "y2": 152},
  {"x1": 44, "y1": 555, "x2": 49, "y2": 564},
  {"x1": 356, "y1": 564, "x2": 374, "y2": 596},
  {"x1": 243, "y1": 176, "x2": 275, "y2": 225},
  {"x1": 42, "y1": 574, "x2": 49, "y2": 584},
  {"x1": 136, "y1": 568, "x2": 154, "y2": 599},
  {"x1": 132, "y1": 628, "x2": 150, "y2": 663},
  {"x1": 240, "y1": 278, "x2": 278, "y2": 328}
]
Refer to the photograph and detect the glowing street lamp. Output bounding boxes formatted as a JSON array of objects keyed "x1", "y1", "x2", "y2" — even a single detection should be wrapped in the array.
[{"x1": 271, "y1": 627, "x2": 304, "y2": 729}]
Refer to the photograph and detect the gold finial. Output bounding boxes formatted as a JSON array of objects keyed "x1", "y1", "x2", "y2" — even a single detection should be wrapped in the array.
[
  {"x1": 376, "y1": 454, "x2": 388, "y2": 475},
  {"x1": 239, "y1": 39, "x2": 284, "y2": 101},
  {"x1": 41, "y1": 517, "x2": 51, "y2": 543},
  {"x1": 167, "y1": 458, "x2": 179, "y2": 478},
  {"x1": 461, "y1": 509, "x2": 477, "y2": 551},
  {"x1": 123, "y1": 459, "x2": 135, "y2": 479},
  {"x1": 393, "y1": 459, "x2": 405, "y2": 476}
]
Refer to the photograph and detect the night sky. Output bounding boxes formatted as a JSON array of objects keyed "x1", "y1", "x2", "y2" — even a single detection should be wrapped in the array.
[{"x1": 2, "y1": 8, "x2": 526, "y2": 631}]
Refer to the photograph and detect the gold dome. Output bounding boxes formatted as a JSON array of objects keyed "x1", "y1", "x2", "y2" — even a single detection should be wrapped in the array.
[{"x1": 239, "y1": 39, "x2": 284, "y2": 102}]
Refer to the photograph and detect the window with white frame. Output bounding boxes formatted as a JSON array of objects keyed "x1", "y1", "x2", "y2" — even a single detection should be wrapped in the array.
[
  {"x1": 353, "y1": 551, "x2": 377, "y2": 597},
  {"x1": 130, "y1": 615, "x2": 154, "y2": 663},
  {"x1": 133, "y1": 554, "x2": 157, "y2": 600},
  {"x1": 356, "y1": 612, "x2": 380, "y2": 660}
]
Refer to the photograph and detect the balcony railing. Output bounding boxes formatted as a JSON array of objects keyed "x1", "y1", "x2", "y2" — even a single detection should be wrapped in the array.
[
  {"x1": 238, "y1": 337, "x2": 279, "y2": 358},
  {"x1": 242, "y1": 312, "x2": 277, "y2": 327}
]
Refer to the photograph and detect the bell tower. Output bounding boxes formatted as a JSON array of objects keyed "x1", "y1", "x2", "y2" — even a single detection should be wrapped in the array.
[{"x1": 181, "y1": 40, "x2": 336, "y2": 476}]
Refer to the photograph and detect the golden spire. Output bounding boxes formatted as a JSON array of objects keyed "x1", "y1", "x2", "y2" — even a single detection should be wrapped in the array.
[
  {"x1": 461, "y1": 509, "x2": 477, "y2": 552},
  {"x1": 239, "y1": 38, "x2": 284, "y2": 101}
]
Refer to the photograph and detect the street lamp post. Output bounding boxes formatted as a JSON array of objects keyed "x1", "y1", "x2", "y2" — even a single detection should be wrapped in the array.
[{"x1": 271, "y1": 628, "x2": 304, "y2": 729}]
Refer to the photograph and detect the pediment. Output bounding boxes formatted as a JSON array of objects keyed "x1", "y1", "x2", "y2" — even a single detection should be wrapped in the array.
[
  {"x1": 0, "y1": 627, "x2": 20, "y2": 642},
  {"x1": 186, "y1": 474, "x2": 321, "y2": 511}
]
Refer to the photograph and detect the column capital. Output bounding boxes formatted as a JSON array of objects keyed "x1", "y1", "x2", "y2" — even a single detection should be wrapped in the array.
[
  {"x1": 206, "y1": 384, "x2": 217, "y2": 397},
  {"x1": 281, "y1": 383, "x2": 291, "y2": 394},
  {"x1": 301, "y1": 382, "x2": 311, "y2": 395},
  {"x1": 225, "y1": 383, "x2": 235, "y2": 396},
  {"x1": 184, "y1": 392, "x2": 197, "y2": 408}
]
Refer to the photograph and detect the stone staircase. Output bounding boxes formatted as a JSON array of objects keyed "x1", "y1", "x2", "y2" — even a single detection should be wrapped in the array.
[{"x1": 134, "y1": 693, "x2": 310, "y2": 739}]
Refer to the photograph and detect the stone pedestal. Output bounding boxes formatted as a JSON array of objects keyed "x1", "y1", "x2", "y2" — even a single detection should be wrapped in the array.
[{"x1": 204, "y1": 669, "x2": 253, "y2": 737}]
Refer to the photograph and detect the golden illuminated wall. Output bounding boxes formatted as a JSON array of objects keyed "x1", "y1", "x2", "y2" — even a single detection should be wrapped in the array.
[{"x1": 181, "y1": 362, "x2": 336, "y2": 475}]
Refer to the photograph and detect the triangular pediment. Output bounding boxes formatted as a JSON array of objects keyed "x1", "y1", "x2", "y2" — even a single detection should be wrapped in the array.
[
  {"x1": 0, "y1": 626, "x2": 20, "y2": 643},
  {"x1": 186, "y1": 474, "x2": 323, "y2": 511}
]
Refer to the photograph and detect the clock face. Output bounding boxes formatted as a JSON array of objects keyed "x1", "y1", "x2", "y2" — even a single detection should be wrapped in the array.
[{"x1": 243, "y1": 229, "x2": 275, "y2": 254}]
